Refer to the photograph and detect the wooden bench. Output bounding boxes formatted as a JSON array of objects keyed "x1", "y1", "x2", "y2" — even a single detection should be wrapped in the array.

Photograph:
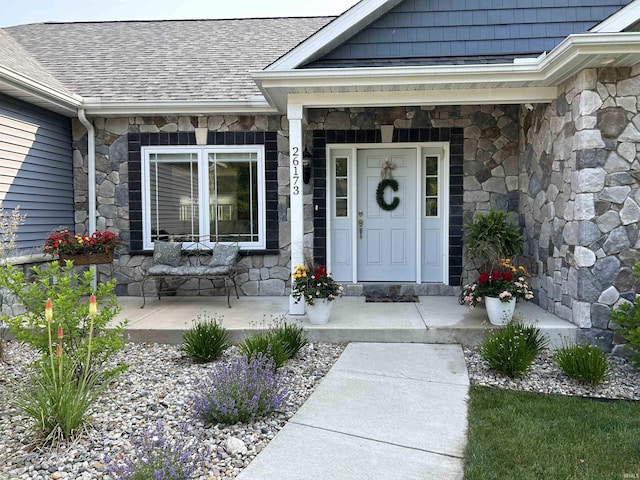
[{"x1": 140, "y1": 241, "x2": 241, "y2": 308}]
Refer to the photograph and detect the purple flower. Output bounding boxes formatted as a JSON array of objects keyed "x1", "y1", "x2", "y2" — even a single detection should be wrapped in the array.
[{"x1": 193, "y1": 353, "x2": 290, "y2": 425}]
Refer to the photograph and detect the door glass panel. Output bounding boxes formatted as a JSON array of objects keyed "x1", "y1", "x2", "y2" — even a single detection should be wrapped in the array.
[
  {"x1": 335, "y1": 157, "x2": 348, "y2": 218},
  {"x1": 149, "y1": 153, "x2": 199, "y2": 242},
  {"x1": 424, "y1": 156, "x2": 438, "y2": 218},
  {"x1": 335, "y1": 199, "x2": 348, "y2": 217},
  {"x1": 425, "y1": 156, "x2": 437, "y2": 176}
]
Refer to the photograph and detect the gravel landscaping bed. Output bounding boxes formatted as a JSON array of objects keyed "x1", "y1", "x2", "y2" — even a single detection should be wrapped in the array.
[
  {"x1": 0, "y1": 341, "x2": 346, "y2": 480},
  {"x1": 464, "y1": 347, "x2": 640, "y2": 400},
  {"x1": 1, "y1": 341, "x2": 638, "y2": 479}
]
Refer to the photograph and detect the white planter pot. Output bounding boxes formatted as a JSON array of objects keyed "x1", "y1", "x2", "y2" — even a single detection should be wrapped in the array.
[
  {"x1": 306, "y1": 298, "x2": 333, "y2": 325},
  {"x1": 485, "y1": 296, "x2": 516, "y2": 326}
]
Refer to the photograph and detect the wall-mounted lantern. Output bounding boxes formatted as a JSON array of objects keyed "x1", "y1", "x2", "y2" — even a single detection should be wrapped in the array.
[{"x1": 303, "y1": 148, "x2": 313, "y2": 184}]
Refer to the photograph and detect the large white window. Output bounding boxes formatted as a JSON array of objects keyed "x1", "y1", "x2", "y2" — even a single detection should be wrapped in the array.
[{"x1": 142, "y1": 146, "x2": 265, "y2": 249}]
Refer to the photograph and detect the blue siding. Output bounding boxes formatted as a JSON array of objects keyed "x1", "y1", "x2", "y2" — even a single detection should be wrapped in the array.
[
  {"x1": 306, "y1": 0, "x2": 631, "y2": 67},
  {"x1": 0, "y1": 92, "x2": 74, "y2": 255}
]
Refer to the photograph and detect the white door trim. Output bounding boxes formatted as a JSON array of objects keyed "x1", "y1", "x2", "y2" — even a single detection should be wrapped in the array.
[{"x1": 326, "y1": 142, "x2": 449, "y2": 284}]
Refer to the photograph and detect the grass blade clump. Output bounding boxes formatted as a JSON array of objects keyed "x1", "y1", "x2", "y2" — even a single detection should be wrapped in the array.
[
  {"x1": 480, "y1": 321, "x2": 548, "y2": 378},
  {"x1": 238, "y1": 317, "x2": 308, "y2": 369},
  {"x1": 553, "y1": 342, "x2": 609, "y2": 385},
  {"x1": 269, "y1": 321, "x2": 308, "y2": 359},
  {"x1": 181, "y1": 314, "x2": 230, "y2": 363},
  {"x1": 238, "y1": 331, "x2": 291, "y2": 370},
  {"x1": 193, "y1": 353, "x2": 289, "y2": 424}
]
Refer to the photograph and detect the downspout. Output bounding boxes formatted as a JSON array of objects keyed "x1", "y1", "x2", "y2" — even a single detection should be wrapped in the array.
[
  {"x1": 77, "y1": 109, "x2": 96, "y2": 234},
  {"x1": 77, "y1": 108, "x2": 97, "y2": 288}
]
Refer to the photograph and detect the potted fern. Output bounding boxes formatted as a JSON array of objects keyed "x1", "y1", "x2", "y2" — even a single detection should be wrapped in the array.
[{"x1": 462, "y1": 209, "x2": 527, "y2": 324}]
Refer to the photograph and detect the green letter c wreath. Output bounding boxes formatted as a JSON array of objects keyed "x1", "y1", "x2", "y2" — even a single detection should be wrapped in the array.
[{"x1": 376, "y1": 178, "x2": 400, "y2": 211}]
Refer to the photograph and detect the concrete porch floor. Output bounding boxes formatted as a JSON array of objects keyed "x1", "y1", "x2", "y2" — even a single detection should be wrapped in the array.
[{"x1": 114, "y1": 295, "x2": 577, "y2": 347}]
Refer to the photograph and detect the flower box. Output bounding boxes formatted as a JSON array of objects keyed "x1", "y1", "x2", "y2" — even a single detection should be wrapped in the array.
[{"x1": 58, "y1": 251, "x2": 114, "y2": 265}]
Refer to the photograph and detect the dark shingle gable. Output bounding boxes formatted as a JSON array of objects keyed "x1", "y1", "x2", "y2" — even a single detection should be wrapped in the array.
[{"x1": 306, "y1": 0, "x2": 632, "y2": 67}]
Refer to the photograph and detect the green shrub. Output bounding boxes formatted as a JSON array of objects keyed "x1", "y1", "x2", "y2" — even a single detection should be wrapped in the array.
[
  {"x1": 270, "y1": 320, "x2": 308, "y2": 359},
  {"x1": 553, "y1": 342, "x2": 609, "y2": 385},
  {"x1": 0, "y1": 261, "x2": 127, "y2": 379},
  {"x1": 610, "y1": 264, "x2": 640, "y2": 367},
  {"x1": 237, "y1": 331, "x2": 291, "y2": 370},
  {"x1": 181, "y1": 313, "x2": 230, "y2": 363},
  {"x1": 480, "y1": 322, "x2": 548, "y2": 378}
]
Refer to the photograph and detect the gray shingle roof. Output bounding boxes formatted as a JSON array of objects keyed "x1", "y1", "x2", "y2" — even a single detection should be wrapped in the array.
[
  {"x1": 5, "y1": 17, "x2": 332, "y2": 103},
  {"x1": 0, "y1": 29, "x2": 74, "y2": 96}
]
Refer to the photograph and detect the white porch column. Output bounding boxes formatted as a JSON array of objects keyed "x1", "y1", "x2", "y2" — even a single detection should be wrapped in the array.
[{"x1": 288, "y1": 103, "x2": 305, "y2": 315}]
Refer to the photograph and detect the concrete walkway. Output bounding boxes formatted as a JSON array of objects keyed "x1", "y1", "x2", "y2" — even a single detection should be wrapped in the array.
[{"x1": 237, "y1": 343, "x2": 470, "y2": 480}]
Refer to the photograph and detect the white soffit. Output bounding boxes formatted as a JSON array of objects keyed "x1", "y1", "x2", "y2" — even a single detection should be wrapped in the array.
[
  {"x1": 254, "y1": 32, "x2": 640, "y2": 112},
  {"x1": 0, "y1": 67, "x2": 82, "y2": 116},
  {"x1": 590, "y1": 0, "x2": 640, "y2": 32}
]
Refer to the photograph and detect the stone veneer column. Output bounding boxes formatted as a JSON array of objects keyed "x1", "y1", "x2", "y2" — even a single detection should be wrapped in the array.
[{"x1": 520, "y1": 67, "x2": 640, "y2": 353}]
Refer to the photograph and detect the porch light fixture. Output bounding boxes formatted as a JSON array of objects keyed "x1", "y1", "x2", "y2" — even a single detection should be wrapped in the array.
[{"x1": 303, "y1": 148, "x2": 313, "y2": 184}]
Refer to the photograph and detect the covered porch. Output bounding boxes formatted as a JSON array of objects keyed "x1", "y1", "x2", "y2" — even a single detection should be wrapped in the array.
[{"x1": 114, "y1": 295, "x2": 577, "y2": 347}]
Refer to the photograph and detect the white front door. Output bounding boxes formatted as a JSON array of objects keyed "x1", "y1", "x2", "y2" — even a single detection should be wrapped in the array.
[{"x1": 356, "y1": 149, "x2": 417, "y2": 281}]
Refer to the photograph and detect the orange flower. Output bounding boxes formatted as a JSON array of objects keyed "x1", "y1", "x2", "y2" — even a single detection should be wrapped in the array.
[
  {"x1": 89, "y1": 294, "x2": 97, "y2": 317},
  {"x1": 56, "y1": 344, "x2": 62, "y2": 358},
  {"x1": 57, "y1": 325, "x2": 63, "y2": 339},
  {"x1": 45, "y1": 299, "x2": 53, "y2": 322}
]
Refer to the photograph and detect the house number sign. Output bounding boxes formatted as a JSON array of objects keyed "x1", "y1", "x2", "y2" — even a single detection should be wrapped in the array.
[{"x1": 291, "y1": 146, "x2": 301, "y2": 195}]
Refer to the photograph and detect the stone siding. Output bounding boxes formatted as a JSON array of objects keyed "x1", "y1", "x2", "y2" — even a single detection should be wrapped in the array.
[
  {"x1": 73, "y1": 106, "x2": 521, "y2": 298},
  {"x1": 520, "y1": 67, "x2": 640, "y2": 353},
  {"x1": 72, "y1": 115, "x2": 295, "y2": 297}
]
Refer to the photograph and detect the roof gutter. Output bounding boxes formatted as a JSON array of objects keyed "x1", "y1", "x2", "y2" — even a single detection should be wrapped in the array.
[
  {"x1": 82, "y1": 98, "x2": 278, "y2": 117},
  {"x1": 0, "y1": 65, "x2": 82, "y2": 116},
  {"x1": 253, "y1": 32, "x2": 640, "y2": 111}
]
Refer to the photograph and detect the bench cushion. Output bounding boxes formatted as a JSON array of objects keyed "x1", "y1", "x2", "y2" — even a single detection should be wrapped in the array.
[
  {"x1": 209, "y1": 244, "x2": 239, "y2": 267},
  {"x1": 153, "y1": 242, "x2": 182, "y2": 267},
  {"x1": 147, "y1": 264, "x2": 231, "y2": 276}
]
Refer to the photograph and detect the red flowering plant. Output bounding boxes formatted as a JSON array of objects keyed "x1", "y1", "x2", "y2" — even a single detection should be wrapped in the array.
[
  {"x1": 43, "y1": 230, "x2": 121, "y2": 257},
  {"x1": 291, "y1": 264, "x2": 344, "y2": 305},
  {"x1": 461, "y1": 258, "x2": 533, "y2": 308}
]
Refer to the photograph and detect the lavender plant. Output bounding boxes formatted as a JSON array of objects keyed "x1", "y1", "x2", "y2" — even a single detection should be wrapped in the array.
[
  {"x1": 104, "y1": 420, "x2": 210, "y2": 480},
  {"x1": 193, "y1": 353, "x2": 290, "y2": 424}
]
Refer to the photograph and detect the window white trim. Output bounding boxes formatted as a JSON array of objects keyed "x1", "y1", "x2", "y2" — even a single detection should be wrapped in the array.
[{"x1": 141, "y1": 145, "x2": 266, "y2": 250}]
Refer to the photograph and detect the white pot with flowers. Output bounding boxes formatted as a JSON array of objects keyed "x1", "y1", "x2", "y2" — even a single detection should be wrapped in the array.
[
  {"x1": 291, "y1": 264, "x2": 344, "y2": 325},
  {"x1": 461, "y1": 258, "x2": 534, "y2": 325}
]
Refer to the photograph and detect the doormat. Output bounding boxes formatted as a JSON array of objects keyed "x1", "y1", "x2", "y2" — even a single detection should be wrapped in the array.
[{"x1": 365, "y1": 294, "x2": 419, "y2": 303}]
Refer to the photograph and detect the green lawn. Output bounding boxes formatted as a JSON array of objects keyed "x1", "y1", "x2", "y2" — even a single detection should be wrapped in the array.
[{"x1": 464, "y1": 386, "x2": 640, "y2": 480}]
